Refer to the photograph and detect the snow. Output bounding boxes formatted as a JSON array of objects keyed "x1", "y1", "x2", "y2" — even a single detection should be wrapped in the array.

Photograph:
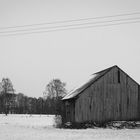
[
  {"x1": 63, "y1": 66, "x2": 114, "y2": 100},
  {"x1": 0, "y1": 114, "x2": 140, "y2": 140},
  {"x1": 0, "y1": 114, "x2": 54, "y2": 128},
  {"x1": 62, "y1": 74, "x2": 98, "y2": 100}
]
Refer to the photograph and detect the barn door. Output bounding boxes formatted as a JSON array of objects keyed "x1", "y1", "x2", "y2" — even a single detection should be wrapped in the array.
[{"x1": 66, "y1": 102, "x2": 71, "y2": 122}]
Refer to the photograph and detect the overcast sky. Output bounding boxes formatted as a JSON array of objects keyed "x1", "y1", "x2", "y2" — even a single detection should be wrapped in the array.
[{"x1": 0, "y1": 0, "x2": 140, "y2": 97}]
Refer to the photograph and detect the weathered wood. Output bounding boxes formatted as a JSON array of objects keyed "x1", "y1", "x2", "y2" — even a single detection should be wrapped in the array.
[{"x1": 63, "y1": 66, "x2": 140, "y2": 123}]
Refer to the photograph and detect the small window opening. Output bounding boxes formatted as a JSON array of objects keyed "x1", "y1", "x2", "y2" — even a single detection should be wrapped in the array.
[
  {"x1": 89, "y1": 104, "x2": 91, "y2": 111},
  {"x1": 118, "y1": 70, "x2": 120, "y2": 83}
]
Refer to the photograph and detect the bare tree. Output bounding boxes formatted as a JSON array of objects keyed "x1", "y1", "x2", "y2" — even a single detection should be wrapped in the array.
[
  {"x1": 0, "y1": 78, "x2": 15, "y2": 95},
  {"x1": 43, "y1": 79, "x2": 67, "y2": 99},
  {"x1": 0, "y1": 78, "x2": 15, "y2": 115},
  {"x1": 43, "y1": 79, "x2": 67, "y2": 115}
]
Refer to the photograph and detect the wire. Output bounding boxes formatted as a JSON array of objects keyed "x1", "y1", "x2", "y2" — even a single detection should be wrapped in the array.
[
  {"x1": 0, "y1": 12, "x2": 140, "y2": 30},
  {"x1": 1, "y1": 20, "x2": 140, "y2": 37},
  {"x1": 0, "y1": 17, "x2": 140, "y2": 34}
]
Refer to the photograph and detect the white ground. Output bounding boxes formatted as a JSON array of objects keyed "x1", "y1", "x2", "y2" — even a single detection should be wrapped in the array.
[{"x1": 0, "y1": 114, "x2": 140, "y2": 140}]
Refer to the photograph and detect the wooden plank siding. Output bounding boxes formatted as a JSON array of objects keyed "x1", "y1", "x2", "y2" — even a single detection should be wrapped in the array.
[
  {"x1": 64, "y1": 100, "x2": 75, "y2": 122},
  {"x1": 74, "y1": 67, "x2": 139, "y2": 123}
]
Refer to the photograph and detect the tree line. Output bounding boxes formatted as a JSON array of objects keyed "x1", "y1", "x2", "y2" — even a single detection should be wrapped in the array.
[{"x1": 0, "y1": 78, "x2": 67, "y2": 115}]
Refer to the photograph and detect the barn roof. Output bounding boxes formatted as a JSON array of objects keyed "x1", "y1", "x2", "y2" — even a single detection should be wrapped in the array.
[{"x1": 62, "y1": 65, "x2": 116, "y2": 100}]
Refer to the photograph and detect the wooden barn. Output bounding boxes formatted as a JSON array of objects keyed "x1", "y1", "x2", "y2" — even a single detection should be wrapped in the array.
[{"x1": 62, "y1": 65, "x2": 140, "y2": 123}]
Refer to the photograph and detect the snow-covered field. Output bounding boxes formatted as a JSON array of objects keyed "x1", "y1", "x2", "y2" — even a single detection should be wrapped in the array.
[
  {"x1": 0, "y1": 114, "x2": 55, "y2": 128},
  {"x1": 0, "y1": 114, "x2": 140, "y2": 140}
]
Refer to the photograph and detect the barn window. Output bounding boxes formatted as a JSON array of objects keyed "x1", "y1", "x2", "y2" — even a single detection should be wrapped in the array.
[
  {"x1": 90, "y1": 104, "x2": 91, "y2": 111},
  {"x1": 118, "y1": 70, "x2": 120, "y2": 83}
]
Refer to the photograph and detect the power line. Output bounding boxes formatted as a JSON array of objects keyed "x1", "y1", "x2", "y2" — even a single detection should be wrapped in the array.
[
  {"x1": 0, "y1": 17, "x2": 140, "y2": 34},
  {"x1": 1, "y1": 20, "x2": 140, "y2": 37},
  {"x1": 0, "y1": 12, "x2": 140, "y2": 30}
]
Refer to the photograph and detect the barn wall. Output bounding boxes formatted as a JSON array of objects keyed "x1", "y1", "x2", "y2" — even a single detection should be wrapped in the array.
[
  {"x1": 138, "y1": 85, "x2": 140, "y2": 118},
  {"x1": 75, "y1": 67, "x2": 139, "y2": 123},
  {"x1": 64, "y1": 100, "x2": 75, "y2": 122}
]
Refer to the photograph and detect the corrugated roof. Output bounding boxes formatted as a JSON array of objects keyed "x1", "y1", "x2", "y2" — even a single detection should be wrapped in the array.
[{"x1": 62, "y1": 65, "x2": 116, "y2": 100}]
